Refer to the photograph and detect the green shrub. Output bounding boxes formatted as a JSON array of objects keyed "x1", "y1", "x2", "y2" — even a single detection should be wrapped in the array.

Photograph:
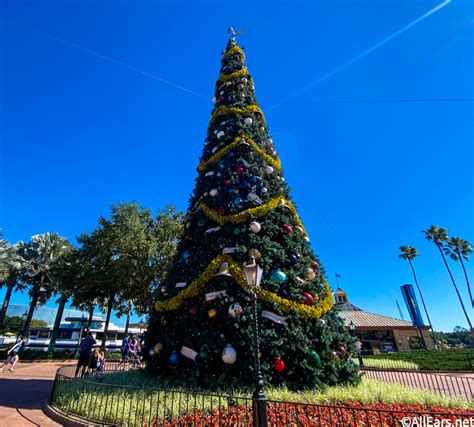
[{"x1": 363, "y1": 349, "x2": 473, "y2": 371}]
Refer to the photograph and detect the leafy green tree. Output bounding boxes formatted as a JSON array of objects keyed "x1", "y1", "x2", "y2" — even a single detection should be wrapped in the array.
[
  {"x1": 398, "y1": 245, "x2": 435, "y2": 335},
  {"x1": 79, "y1": 202, "x2": 183, "y2": 350},
  {"x1": 146, "y1": 37, "x2": 359, "y2": 389},
  {"x1": 423, "y1": 226, "x2": 472, "y2": 330},
  {"x1": 19, "y1": 233, "x2": 72, "y2": 336},
  {"x1": 444, "y1": 237, "x2": 473, "y2": 308}
]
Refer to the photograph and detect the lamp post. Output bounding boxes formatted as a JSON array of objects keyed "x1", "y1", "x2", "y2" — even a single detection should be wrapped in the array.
[
  {"x1": 19, "y1": 311, "x2": 28, "y2": 339},
  {"x1": 74, "y1": 313, "x2": 86, "y2": 358},
  {"x1": 243, "y1": 258, "x2": 267, "y2": 427},
  {"x1": 349, "y1": 320, "x2": 364, "y2": 367}
]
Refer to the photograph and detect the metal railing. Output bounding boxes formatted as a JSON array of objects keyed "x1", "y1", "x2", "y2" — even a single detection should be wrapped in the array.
[{"x1": 49, "y1": 364, "x2": 473, "y2": 426}]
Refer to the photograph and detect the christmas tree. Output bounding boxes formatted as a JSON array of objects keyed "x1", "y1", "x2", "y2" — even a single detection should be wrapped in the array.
[{"x1": 146, "y1": 31, "x2": 359, "y2": 390}]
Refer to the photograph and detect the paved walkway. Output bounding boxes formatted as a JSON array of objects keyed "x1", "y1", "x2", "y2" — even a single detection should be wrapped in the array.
[{"x1": 0, "y1": 361, "x2": 73, "y2": 426}]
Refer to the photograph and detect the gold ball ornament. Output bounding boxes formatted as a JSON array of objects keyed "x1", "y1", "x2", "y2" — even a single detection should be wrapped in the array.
[
  {"x1": 294, "y1": 226, "x2": 304, "y2": 235},
  {"x1": 154, "y1": 343, "x2": 163, "y2": 354},
  {"x1": 208, "y1": 309, "x2": 217, "y2": 319},
  {"x1": 306, "y1": 268, "x2": 316, "y2": 280},
  {"x1": 248, "y1": 248, "x2": 262, "y2": 261}
]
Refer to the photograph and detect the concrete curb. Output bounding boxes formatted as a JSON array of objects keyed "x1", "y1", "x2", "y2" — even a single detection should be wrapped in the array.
[{"x1": 42, "y1": 401, "x2": 115, "y2": 427}]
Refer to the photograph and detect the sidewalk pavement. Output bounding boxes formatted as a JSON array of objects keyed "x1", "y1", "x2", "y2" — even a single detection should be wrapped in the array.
[{"x1": 0, "y1": 361, "x2": 73, "y2": 426}]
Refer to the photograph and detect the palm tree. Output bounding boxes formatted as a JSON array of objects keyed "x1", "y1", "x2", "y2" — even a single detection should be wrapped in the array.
[
  {"x1": 0, "y1": 242, "x2": 27, "y2": 329},
  {"x1": 0, "y1": 234, "x2": 12, "y2": 282},
  {"x1": 444, "y1": 237, "x2": 473, "y2": 308},
  {"x1": 398, "y1": 245, "x2": 435, "y2": 338},
  {"x1": 423, "y1": 226, "x2": 472, "y2": 330},
  {"x1": 20, "y1": 233, "x2": 72, "y2": 336}
]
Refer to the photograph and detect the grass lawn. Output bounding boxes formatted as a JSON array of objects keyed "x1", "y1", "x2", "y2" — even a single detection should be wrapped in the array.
[{"x1": 362, "y1": 349, "x2": 473, "y2": 371}]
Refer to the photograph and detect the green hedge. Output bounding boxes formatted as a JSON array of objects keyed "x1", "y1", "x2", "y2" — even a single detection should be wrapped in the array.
[{"x1": 363, "y1": 349, "x2": 473, "y2": 371}]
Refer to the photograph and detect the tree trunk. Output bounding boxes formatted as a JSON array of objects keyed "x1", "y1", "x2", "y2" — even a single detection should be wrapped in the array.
[
  {"x1": 437, "y1": 246, "x2": 473, "y2": 329},
  {"x1": 101, "y1": 297, "x2": 114, "y2": 351},
  {"x1": 48, "y1": 295, "x2": 68, "y2": 353},
  {"x1": 86, "y1": 305, "x2": 94, "y2": 329},
  {"x1": 408, "y1": 259, "x2": 436, "y2": 343},
  {"x1": 22, "y1": 286, "x2": 41, "y2": 336},
  {"x1": 124, "y1": 305, "x2": 131, "y2": 335},
  {"x1": 458, "y1": 255, "x2": 473, "y2": 308},
  {"x1": 0, "y1": 281, "x2": 14, "y2": 329}
]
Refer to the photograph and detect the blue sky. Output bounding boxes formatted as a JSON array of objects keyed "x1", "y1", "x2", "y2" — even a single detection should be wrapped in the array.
[{"x1": 1, "y1": 0, "x2": 472, "y2": 331}]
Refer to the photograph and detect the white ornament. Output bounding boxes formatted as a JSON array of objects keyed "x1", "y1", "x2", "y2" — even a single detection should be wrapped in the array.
[
  {"x1": 265, "y1": 166, "x2": 274, "y2": 175},
  {"x1": 261, "y1": 187, "x2": 268, "y2": 193},
  {"x1": 212, "y1": 97, "x2": 217, "y2": 104},
  {"x1": 217, "y1": 131, "x2": 225, "y2": 140},
  {"x1": 249, "y1": 221, "x2": 261, "y2": 233},
  {"x1": 213, "y1": 129, "x2": 218, "y2": 135},
  {"x1": 244, "y1": 117, "x2": 253, "y2": 126},
  {"x1": 205, "y1": 171, "x2": 215, "y2": 177},
  {"x1": 306, "y1": 269, "x2": 316, "y2": 280},
  {"x1": 212, "y1": 146, "x2": 219, "y2": 153},
  {"x1": 209, "y1": 188, "x2": 219, "y2": 197},
  {"x1": 267, "y1": 138, "x2": 273, "y2": 144},
  {"x1": 220, "y1": 90, "x2": 224, "y2": 95},
  {"x1": 222, "y1": 344, "x2": 237, "y2": 364}
]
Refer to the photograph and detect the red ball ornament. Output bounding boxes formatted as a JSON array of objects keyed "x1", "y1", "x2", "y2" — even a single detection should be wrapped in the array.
[
  {"x1": 312, "y1": 261, "x2": 320, "y2": 270},
  {"x1": 189, "y1": 306, "x2": 198, "y2": 315},
  {"x1": 217, "y1": 207, "x2": 225, "y2": 215},
  {"x1": 225, "y1": 179, "x2": 231, "y2": 186},
  {"x1": 303, "y1": 292, "x2": 314, "y2": 305},
  {"x1": 236, "y1": 166, "x2": 245, "y2": 174},
  {"x1": 264, "y1": 145, "x2": 273, "y2": 153},
  {"x1": 282, "y1": 224, "x2": 293, "y2": 235},
  {"x1": 274, "y1": 358, "x2": 285, "y2": 372}
]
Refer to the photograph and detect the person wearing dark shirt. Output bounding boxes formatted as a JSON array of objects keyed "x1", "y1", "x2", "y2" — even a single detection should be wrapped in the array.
[
  {"x1": 75, "y1": 331, "x2": 96, "y2": 377},
  {"x1": 0, "y1": 336, "x2": 27, "y2": 372}
]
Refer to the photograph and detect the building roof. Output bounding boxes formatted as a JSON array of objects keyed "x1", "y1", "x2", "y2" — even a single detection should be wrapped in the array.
[
  {"x1": 334, "y1": 287, "x2": 428, "y2": 330},
  {"x1": 337, "y1": 309, "x2": 415, "y2": 330}
]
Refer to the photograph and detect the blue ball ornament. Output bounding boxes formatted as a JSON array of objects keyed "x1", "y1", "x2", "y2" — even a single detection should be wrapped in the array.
[
  {"x1": 234, "y1": 197, "x2": 244, "y2": 205},
  {"x1": 170, "y1": 351, "x2": 179, "y2": 364},
  {"x1": 269, "y1": 270, "x2": 287, "y2": 282}
]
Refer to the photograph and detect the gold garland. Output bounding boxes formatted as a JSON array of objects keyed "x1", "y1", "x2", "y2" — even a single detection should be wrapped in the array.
[
  {"x1": 221, "y1": 45, "x2": 245, "y2": 62},
  {"x1": 217, "y1": 68, "x2": 249, "y2": 83},
  {"x1": 200, "y1": 197, "x2": 307, "y2": 236},
  {"x1": 209, "y1": 105, "x2": 265, "y2": 129},
  {"x1": 155, "y1": 254, "x2": 334, "y2": 319},
  {"x1": 198, "y1": 135, "x2": 281, "y2": 172}
]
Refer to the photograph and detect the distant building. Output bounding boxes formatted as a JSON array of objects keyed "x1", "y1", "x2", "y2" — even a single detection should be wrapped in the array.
[
  {"x1": 27, "y1": 315, "x2": 143, "y2": 350},
  {"x1": 334, "y1": 288, "x2": 433, "y2": 354}
]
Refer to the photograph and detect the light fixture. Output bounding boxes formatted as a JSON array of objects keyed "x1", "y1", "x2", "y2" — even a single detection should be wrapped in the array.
[{"x1": 244, "y1": 259, "x2": 263, "y2": 287}]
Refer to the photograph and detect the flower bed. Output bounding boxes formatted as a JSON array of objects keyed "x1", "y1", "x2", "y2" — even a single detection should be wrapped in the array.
[{"x1": 143, "y1": 402, "x2": 473, "y2": 426}]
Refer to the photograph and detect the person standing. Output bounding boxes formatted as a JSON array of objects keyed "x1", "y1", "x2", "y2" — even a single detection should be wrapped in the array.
[
  {"x1": 0, "y1": 336, "x2": 27, "y2": 372},
  {"x1": 75, "y1": 331, "x2": 96, "y2": 377},
  {"x1": 121, "y1": 334, "x2": 130, "y2": 363}
]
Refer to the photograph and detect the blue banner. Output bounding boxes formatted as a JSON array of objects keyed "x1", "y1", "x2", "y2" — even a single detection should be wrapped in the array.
[{"x1": 400, "y1": 284, "x2": 425, "y2": 328}]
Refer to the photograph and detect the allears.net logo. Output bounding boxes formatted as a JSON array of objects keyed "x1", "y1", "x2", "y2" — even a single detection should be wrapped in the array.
[{"x1": 400, "y1": 416, "x2": 474, "y2": 427}]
